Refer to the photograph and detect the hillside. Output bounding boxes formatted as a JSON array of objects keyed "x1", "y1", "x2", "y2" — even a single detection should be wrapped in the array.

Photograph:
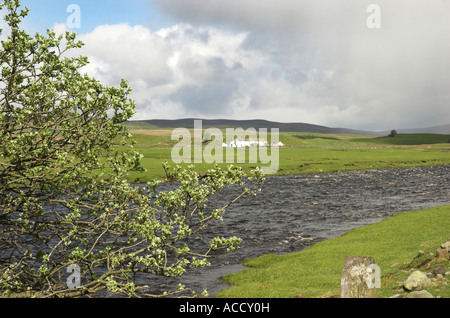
[
  {"x1": 389, "y1": 124, "x2": 450, "y2": 135},
  {"x1": 124, "y1": 119, "x2": 380, "y2": 135}
]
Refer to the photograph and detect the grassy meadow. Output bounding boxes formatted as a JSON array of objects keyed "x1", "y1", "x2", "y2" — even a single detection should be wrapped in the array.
[{"x1": 119, "y1": 126, "x2": 450, "y2": 183}]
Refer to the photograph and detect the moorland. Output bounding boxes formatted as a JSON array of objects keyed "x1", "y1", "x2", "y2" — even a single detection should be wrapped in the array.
[{"x1": 120, "y1": 119, "x2": 450, "y2": 183}]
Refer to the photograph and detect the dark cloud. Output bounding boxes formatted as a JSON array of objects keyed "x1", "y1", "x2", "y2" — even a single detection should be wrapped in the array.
[
  {"x1": 171, "y1": 81, "x2": 238, "y2": 115},
  {"x1": 152, "y1": 0, "x2": 450, "y2": 130},
  {"x1": 63, "y1": 0, "x2": 450, "y2": 130}
]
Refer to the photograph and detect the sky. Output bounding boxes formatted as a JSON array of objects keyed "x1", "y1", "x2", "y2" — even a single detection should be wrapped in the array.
[{"x1": 10, "y1": 0, "x2": 450, "y2": 131}]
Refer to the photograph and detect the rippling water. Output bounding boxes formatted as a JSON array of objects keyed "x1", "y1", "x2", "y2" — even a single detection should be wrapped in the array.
[{"x1": 103, "y1": 165, "x2": 450, "y2": 297}]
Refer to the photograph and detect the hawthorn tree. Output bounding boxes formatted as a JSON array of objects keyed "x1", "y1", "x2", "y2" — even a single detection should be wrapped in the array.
[{"x1": 0, "y1": 0, "x2": 264, "y2": 297}]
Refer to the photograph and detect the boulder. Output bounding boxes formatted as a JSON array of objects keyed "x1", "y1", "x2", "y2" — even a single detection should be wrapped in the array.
[
  {"x1": 407, "y1": 290, "x2": 434, "y2": 298},
  {"x1": 404, "y1": 271, "x2": 432, "y2": 291},
  {"x1": 436, "y1": 247, "x2": 449, "y2": 260},
  {"x1": 441, "y1": 240, "x2": 450, "y2": 251},
  {"x1": 340, "y1": 256, "x2": 379, "y2": 298},
  {"x1": 433, "y1": 266, "x2": 446, "y2": 276}
]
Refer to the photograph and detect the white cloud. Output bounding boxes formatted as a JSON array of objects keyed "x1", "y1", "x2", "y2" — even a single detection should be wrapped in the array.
[
  {"x1": 70, "y1": 22, "x2": 271, "y2": 120},
  {"x1": 151, "y1": 0, "x2": 450, "y2": 130},
  {"x1": 50, "y1": 0, "x2": 450, "y2": 131}
]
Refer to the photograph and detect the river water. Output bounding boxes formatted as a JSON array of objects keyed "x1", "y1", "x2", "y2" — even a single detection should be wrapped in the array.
[{"x1": 101, "y1": 165, "x2": 450, "y2": 297}]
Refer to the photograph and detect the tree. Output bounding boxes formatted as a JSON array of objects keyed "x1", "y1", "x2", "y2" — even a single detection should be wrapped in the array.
[
  {"x1": 0, "y1": 0, "x2": 264, "y2": 298},
  {"x1": 388, "y1": 130, "x2": 397, "y2": 137}
]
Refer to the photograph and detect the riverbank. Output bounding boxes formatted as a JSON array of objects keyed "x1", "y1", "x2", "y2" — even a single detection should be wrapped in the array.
[
  {"x1": 119, "y1": 131, "x2": 450, "y2": 297},
  {"x1": 98, "y1": 165, "x2": 450, "y2": 298},
  {"x1": 216, "y1": 204, "x2": 450, "y2": 298}
]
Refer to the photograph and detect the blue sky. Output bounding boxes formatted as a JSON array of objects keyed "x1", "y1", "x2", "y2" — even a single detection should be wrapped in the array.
[
  {"x1": 21, "y1": 0, "x2": 172, "y2": 34},
  {"x1": 9, "y1": 1, "x2": 450, "y2": 130}
]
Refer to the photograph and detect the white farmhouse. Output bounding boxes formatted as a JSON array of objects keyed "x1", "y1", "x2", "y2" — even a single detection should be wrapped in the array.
[{"x1": 222, "y1": 139, "x2": 283, "y2": 148}]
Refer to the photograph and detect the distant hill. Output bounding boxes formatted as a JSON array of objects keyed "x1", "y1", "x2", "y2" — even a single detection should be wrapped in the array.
[
  {"x1": 125, "y1": 118, "x2": 380, "y2": 135},
  {"x1": 380, "y1": 124, "x2": 450, "y2": 135}
]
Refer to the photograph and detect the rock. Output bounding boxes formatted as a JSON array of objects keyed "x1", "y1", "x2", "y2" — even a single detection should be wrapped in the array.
[
  {"x1": 407, "y1": 290, "x2": 434, "y2": 298},
  {"x1": 340, "y1": 256, "x2": 378, "y2": 298},
  {"x1": 404, "y1": 271, "x2": 432, "y2": 291},
  {"x1": 436, "y1": 247, "x2": 449, "y2": 260},
  {"x1": 389, "y1": 293, "x2": 403, "y2": 298},
  {"x1": 433, "y1": 266, "x2": 446, "y2": 276},
  {"x1": 441, "y1": 241, "x2": 450, "y2": 251}
]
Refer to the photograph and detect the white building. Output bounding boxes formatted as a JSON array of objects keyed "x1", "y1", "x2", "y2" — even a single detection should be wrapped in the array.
[{"x1": 222, "y1": 139, "x2": 283, "y2": 148}]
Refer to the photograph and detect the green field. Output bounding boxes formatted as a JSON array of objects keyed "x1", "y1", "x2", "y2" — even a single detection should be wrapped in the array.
[{"x1": 121, "y1": 130, "x2": 450, "y2": 183}]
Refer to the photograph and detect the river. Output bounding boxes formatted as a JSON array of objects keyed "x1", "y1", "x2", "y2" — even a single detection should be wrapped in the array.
[{"x1": 100, "y1": 165, "x2": 450, "y2": 297}]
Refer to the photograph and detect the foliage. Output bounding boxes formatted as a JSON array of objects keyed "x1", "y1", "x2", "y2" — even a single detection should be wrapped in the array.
[
  {"x1": 388, "y1": 130, "x2": 398, "y2": 137},
  {"x1": 0, "y1": 0, "x2": 264, "y2": 297}
]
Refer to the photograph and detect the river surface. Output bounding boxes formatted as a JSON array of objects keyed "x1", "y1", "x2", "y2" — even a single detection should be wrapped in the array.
[{"x1": 102, "y1": 165, "x2": 450, "y2": 297}]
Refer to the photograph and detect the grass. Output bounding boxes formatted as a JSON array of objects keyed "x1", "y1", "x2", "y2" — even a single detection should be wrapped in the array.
[
  {"x1": 215, "y1": 205, "x2": 450, "y2": 298},
  {"x1": 121, "y1": 130, "x2": 450, "y2": 183},
  {"x1": 3, "y1": 125, "x2": 448, "y2": 297},
  {"x1": 353, "y1": 133, "x2": 450, "y2": 145},
  {"x1": 117, "y1": 128, "x2": 450, "y2": 298}
]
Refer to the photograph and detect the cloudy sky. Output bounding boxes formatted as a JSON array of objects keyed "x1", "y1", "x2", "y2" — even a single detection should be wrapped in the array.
[{"x1": 16, "y1": 0, "x2": 450, "y2": 131}]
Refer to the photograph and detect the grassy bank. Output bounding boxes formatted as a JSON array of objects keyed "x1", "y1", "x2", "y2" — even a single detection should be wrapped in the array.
[
  {"x1": 120, "y1": 131, "x2": 450, "y2": 182},
  {"x1": 215, "y1": 205, "x2": 450, "y2": 298}
]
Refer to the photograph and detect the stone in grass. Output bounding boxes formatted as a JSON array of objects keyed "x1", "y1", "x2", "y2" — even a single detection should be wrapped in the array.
[
  {"x1": 436, "y1": 247, "x2": 449, "y2": 260},
  {"x1": 404, "y1": 271, "x2": 432, "y2": 291},
  {"x1": 407, "y1": 290, "x2": 434, "y2": 298},
  {"x1": 441, "y1": 240, "x2": 450, "y2": 251},
  {"x1": 433, "y1": 266, "x2": 446, "y2": 276}
]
